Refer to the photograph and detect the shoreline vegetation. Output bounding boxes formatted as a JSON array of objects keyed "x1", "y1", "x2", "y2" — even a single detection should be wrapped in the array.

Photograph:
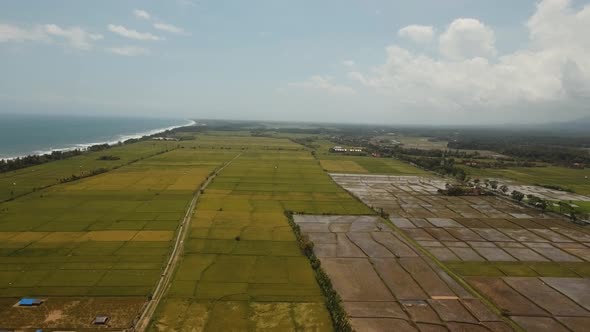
[{"x1": 0, "y1": 120, "x2": 195, "y2": 173}]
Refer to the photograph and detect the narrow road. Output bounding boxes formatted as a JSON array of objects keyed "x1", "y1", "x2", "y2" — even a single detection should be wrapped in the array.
[{"x1": 133, "y1": 153, "x2": 241, "y2": 331}]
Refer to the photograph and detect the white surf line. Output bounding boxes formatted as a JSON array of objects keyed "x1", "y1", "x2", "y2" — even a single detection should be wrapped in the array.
[
  {"x1": 0, "y1": 119, "x2": 195, "y2": 161},
  {"x1": 133, "y1": 152, "x2": 242, "y2": 332}
]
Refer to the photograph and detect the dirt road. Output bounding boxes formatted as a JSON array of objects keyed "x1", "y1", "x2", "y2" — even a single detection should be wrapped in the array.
[{"x1": 132, "y1": 153, "x2": 241, "y2": 331}]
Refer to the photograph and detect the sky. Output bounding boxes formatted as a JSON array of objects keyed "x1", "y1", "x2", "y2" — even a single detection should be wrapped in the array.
[{"x1": 0, "y1": 0, "x2": 589, "y2": 125}]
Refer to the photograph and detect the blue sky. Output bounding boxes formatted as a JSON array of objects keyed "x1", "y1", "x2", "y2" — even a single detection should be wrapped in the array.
[{"x1": 1, "y1": 0, "x2": 589, "y2": 124}]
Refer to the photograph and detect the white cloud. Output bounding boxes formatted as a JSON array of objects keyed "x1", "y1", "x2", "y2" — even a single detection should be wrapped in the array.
[
  {"x1": 342, "y1": 60, "x2": 355, "y2": 67},
  {"x1": 398, "y1": 25, "x2": 434, "y2": 43},
  {"x1": 153, "y1": 23, "x2": 186, "y2": 35},
  {"x1": 439, "y1": 18, "x2": 496, "y2": 60},
  {"x1": 0, "y1": 23, "x2": 102, "y2": 50},
  {"x1": 133, "y1": 9, "x2": 151, "y2": 20},
  {"x1": 108, "y1": 46, "x2": 150, "y2": 56},
  {"x1": 0, "y1": 23, "x2": 48, "y2": 42},
  {"x1": 288, "y1": 75, "x2": 356, "y2": 95},
  {"x1": 45, "y1": 24, "x2": 103, "y2": 50},
  {"x1": 108, "y1": 24, "x2": 162, "y2": 41},
  {"x1": 348, "y1": 0, "x2": 590, "y2": 122}
]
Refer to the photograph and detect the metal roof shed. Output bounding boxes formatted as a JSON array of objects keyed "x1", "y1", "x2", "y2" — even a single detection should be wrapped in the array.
[
  {"x1": 18, "y1": 298, "x2": 42, "y2": 306},
  {"x1": 93, "y1": 316, "x2": 109, "y2": 325}
]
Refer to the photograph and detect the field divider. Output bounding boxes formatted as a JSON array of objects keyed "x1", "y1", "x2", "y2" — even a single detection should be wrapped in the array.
[{"x1": 132, "y1": 152, "x2": 242, "y2": 332}]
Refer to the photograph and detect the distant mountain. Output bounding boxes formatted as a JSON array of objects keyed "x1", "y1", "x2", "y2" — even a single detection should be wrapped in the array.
[{"x1": 541, "y1": 116, "x2": 590, "y2": 134}]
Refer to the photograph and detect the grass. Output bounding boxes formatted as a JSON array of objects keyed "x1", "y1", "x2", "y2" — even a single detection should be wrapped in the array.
[{"x1": 572, "y1": 201, "x2": 590, "y2": 213}]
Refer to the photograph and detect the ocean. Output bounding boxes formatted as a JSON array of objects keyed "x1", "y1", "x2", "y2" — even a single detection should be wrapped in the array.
[{"x1": 0, "y1": 113, "x2": 193, "y2": 159}]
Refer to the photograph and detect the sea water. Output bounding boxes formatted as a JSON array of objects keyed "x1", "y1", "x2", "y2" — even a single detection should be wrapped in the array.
[{"x1": 0, "y1": 113, "x2": 193, "y2": 159}]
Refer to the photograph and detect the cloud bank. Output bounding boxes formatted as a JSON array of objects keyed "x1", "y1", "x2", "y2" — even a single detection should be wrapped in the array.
[
  {"x1": 0, "y1": 23, "x2": 102, "y2": 50},
  {"x1": 348, "y1": 0, "x2": 590, "y2": 122}
]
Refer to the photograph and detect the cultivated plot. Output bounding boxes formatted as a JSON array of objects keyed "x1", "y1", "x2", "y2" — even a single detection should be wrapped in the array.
[
  {"x1": 320, "y1": 157, "x2": 429, "y2": 176},
  {"x1": 461, "y1": 166, "x2": 590, "y2": 196},
  {"x1": 151, "y1": 139, "x2": 373, "y2": 331},
  {"x1": 0, "y1": 141, "x2": 175, "y2": 201},
  {"x1": 0, "y1": 297, "x2": 145, "y2": 330},
  {"x1": 294, "y1": 215, "x2": 511, "y2": 331},
  {"x1": 331, "y1": 173, "x2": 590, "y2": 331},
  {"x1": 0, "y1": 148, "x2": 235, "y2": 329}
]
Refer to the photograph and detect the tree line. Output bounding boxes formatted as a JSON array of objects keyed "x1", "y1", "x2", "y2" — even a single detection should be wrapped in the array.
[{"x1": 0, "y1": 150, "x2": 84, "y2": 173}]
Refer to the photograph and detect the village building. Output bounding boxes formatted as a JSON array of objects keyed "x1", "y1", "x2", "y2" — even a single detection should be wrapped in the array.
[
  {"x1": 330, "y1": 146, "x2": 363, "y2": 153},
  {"x1": 18, "y1": 298, "x2": 43, "y2": 306}
]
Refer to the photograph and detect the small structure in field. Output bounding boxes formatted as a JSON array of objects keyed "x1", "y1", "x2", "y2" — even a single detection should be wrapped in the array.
[
  {"x1": 331, "y1": 146, "x2": 347, "y2": 152},
  {"x1": 151, "y1": 137, "x2": 179, "y2": 141},
  {"x1": 330, "y1": 146, "x2": 363, "y2": 153},
  {"x1": 18, "y1": 298, "x2": 43, "y2": 306},
  {"x1": 93, "y1": 315, "x2": 109, "y2": 325}
]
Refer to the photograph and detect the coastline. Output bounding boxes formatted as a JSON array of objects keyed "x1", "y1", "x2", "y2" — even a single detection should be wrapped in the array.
[{"x1": 0, "y1": 119, "x2": 196, "y2": 161}]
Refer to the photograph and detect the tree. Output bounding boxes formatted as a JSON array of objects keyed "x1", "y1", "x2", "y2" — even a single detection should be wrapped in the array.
[
  {"x1": 490, "y1": 181, "x2": 499, "y2": 190},
  {"x1": 527, "y1": 194, "x2": 548, "y2": 211},
  {"x1": 500, "y1": 185, "x2": 509, "y2": 194},
  {"x1": 511, "y1": 190, "x2": 525, "y2": 202},
  {"x1": 559, "y1": 201, "x2": 570, "y2": 214},
  {"x1": 537, "y1": 199, "x2": 548, "y2": 211}
]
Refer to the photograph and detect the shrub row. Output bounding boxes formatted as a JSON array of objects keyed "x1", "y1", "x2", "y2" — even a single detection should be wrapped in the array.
[{"x1": 285, "y1": 211, "x2": 353, "y2": 332}]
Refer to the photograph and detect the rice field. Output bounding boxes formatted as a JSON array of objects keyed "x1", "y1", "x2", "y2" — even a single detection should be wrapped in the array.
[
  {"x1": 461, "y1": 166, "x2": 590, "y2": 195},
  {"x1": 319, "y1": 156, "x2": 428, "y2": 175},
  {"x1": 0, "y1": 149, "x2": 236, "y2": 297},
  {"x1": 307, "y1": 139, "x2": 428, "y2": 175},
  {"x1": 150, "y1": 137, "x2": 373, "y2": 331},
  {"x1": 9, "y1": 132, "x2": 567, "y2": 330},
  {"x1": 0, "y1": 140, "x2": 177, "y2": 202},
  {"x1": 0, "y1": 143, "x2": 239, "y2": 328}
]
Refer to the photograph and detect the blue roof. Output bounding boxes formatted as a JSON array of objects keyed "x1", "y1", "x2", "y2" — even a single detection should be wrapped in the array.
[{"x1": 19, "y1": 298, "x2": 39, "y2": 305}]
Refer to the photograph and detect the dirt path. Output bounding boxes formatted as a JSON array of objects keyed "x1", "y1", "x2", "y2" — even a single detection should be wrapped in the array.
[{"x1": 133, "y1": 153, "x2": 242, "y2": 332}]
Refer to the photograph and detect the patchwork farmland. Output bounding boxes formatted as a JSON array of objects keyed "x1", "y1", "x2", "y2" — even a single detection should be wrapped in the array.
[
  {"x1": 327, "y1": 173, "x2": 590, "y2": 331},
  {"x1": 150, "y1": 138, "x2": 373, "y2": 331},
  {"x1": 0, "y1": 139, "x2": 236, "y2": 329},
  {"x1": 1, "y1": 132, "x2": 588, "y2": 331}
]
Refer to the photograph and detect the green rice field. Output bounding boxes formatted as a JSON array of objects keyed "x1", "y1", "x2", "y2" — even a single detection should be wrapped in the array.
[
  {"x1": 150, "y1": 135, "x2": 372, "y2": 331},
  {"x1": 0, "y1": 145, "x2": 236, "y2": 298},
  {"x1": 460, "y1": 165, "x2": 590, "y2": 195},
  {"x1": 0, "y1": 141, "x2": 177, "y2": 202}
]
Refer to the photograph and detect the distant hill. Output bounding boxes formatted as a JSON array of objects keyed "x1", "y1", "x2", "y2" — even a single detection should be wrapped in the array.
[{"x1": 541, "y1": 116, "x2": 590, "y2": 134}]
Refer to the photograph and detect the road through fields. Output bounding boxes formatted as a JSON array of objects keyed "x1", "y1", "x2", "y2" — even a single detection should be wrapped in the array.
[{"x1": 133, "y1": 153, "x2": 242, "y2": 331}]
